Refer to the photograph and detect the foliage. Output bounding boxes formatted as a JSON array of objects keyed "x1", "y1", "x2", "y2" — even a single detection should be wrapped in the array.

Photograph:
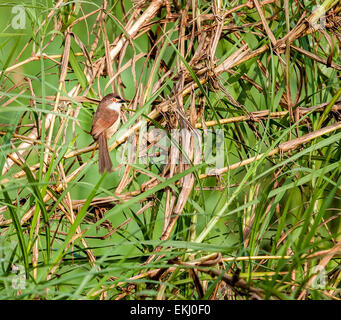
[{"x1": 0, "y1": 0, "x2": 340, "y2": 300}]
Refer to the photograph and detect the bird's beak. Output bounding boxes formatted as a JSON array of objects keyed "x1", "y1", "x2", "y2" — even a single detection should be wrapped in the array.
[{"x1": 118, "y1": 98, "x2": 126, "y2": 104}]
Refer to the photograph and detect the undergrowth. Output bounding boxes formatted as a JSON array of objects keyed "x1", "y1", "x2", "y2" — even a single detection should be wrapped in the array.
[{"x1": 0, "y1": 0, "x2": 340, "y2": 300}]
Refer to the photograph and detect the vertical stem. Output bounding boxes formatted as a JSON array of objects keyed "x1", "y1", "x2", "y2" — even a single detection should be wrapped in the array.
[{"x1": 284, "y1": 0, "x2": 292, "y2": 120}]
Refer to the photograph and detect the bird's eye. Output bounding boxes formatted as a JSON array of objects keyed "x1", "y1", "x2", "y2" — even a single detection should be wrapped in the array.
[{"x1": 112, "y1": 98, "x2": 117, "y2": 102}]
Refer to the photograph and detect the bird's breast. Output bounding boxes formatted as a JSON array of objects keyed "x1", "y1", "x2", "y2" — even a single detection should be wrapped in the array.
[{"x1": 105, "y1": 114, "x2": 120, "y2": 139}]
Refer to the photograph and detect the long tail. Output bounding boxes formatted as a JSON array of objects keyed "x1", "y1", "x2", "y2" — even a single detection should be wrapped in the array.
[{"x1": 98, "y1": 133, "x2": 112, "y2": 174}]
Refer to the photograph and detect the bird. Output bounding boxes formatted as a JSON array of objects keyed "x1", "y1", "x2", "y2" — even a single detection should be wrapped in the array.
[{"x1": 91, "y1": 93, "x2": 126, "y2": 174}]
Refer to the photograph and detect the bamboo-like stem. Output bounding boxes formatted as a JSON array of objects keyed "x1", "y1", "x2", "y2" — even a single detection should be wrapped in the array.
[{"x1": 201, "y1": 121, "x2": 341, "y2": 178}]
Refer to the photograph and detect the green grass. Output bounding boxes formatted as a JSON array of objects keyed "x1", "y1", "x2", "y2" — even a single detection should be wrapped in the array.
[{"x1": 0, "y1": 0, "x2": 340, "y2": 300}]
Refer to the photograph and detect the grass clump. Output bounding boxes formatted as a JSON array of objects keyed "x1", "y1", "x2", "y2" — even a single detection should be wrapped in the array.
[{"x1": 0, "y1": 0, "x2": 340, "y2": 300}]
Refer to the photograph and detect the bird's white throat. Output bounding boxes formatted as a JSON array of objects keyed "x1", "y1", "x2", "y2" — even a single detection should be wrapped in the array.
[{"x1": 107, "y1": 101, "x2": 121, "y2": 112}]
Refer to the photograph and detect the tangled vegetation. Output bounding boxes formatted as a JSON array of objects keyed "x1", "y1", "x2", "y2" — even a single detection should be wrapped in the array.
[{"x1": 0, "y1": 0, "x2": 341, "y2": 299}]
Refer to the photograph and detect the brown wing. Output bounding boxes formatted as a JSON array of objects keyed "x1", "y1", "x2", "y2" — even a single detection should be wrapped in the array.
[{"x1": 91, "y1": 110, "x2": 119, "y2": 140}]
